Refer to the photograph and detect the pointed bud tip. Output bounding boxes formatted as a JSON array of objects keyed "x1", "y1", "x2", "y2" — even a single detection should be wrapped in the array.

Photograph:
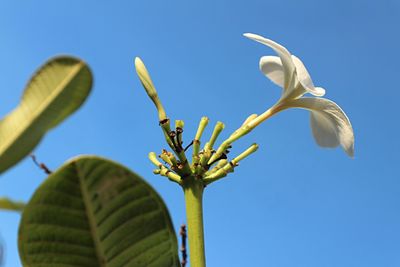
[
  {"x1": 134, "y1": 57, "x2": 144, "y2": 73},
  {"x1": 134, "y1": 57, "x2": 147, "y2": 77},
  {"x1": 134, "y1": 57, "x2": 158, "y2": 97}
]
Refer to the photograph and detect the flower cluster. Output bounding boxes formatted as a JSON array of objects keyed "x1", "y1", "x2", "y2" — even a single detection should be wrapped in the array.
[
  {"x1": 135, "y1": 58, "x2": 258, "y2": 185},
  {"x1": 135, "y1": 33, "x2": 355, "y2": 186}
]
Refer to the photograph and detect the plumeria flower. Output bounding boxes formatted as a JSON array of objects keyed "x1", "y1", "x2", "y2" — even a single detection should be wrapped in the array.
[{"x1": 243, "y1": 33, "x2": 354, "y2": 157}]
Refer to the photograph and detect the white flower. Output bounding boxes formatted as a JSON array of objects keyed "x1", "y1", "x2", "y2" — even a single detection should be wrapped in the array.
[{"x1": 244, "y1": 33, "x2": 355, "y2": 157}]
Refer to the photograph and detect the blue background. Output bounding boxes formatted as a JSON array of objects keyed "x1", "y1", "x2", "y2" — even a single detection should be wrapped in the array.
[{"x1": 1, "y1": 0, "x2": 399, "y2": 266}]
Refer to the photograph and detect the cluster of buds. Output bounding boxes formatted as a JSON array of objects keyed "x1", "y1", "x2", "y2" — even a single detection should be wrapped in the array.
[{"x1": 135, "y1": 57, "x2": 258, "y2": 186}]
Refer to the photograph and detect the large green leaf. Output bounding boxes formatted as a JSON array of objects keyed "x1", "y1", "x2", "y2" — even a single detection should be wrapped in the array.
[
  {"x1": 19, "y1": 156, "x2": 180, "y2": 267},
  {"x1": 0, "y1": 56, "x2": 93, "y2": 174}
]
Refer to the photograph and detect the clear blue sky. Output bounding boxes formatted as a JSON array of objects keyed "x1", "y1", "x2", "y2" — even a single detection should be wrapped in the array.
[{"x1": 1, "y1": 0, "x2": 399, "y2": 266}]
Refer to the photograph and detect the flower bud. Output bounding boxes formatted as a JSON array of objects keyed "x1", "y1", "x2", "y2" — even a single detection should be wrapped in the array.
[{"x1": 135, "y1": 57, "x2": 167, "y2": 121}]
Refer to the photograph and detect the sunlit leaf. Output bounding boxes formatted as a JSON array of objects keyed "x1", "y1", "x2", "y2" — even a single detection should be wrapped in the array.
[{"x1": 0, "y1": 56, "x2": 93, "y2": 174}]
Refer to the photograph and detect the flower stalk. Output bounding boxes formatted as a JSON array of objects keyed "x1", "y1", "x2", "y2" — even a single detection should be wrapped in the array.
[{"x1": 182, "y1": 177, "x2": 206, "y2": 267}]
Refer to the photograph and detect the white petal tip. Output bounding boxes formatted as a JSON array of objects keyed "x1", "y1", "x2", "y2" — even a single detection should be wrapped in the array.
[
  {"x1": 243, "y1": 33, "x2": 261, "y2": 41},
  {"x1": 344, "y1": 144, "x2": 355, "y2": 158},
  {"x1": 313, "y1": 87, "x2": 326, "y2": 97}
]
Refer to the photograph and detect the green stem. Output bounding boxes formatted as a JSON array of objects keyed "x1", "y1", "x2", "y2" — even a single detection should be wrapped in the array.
[{"x1": 183, "y1": 177, "x2": 206, "y2": 267}]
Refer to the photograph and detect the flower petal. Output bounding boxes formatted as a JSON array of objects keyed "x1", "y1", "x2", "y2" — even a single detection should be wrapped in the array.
[
  {"x1": 259, "y1": 56, "x2": 284, "y2": 87},
  {"x1": 244, "y1": 33, "x2": 296, "y2": 90},
  {"x1": 288, "y1": 97, "x2": 354, "y2": 157},
  {"x1": 291, "y1": 55, "x2": 325, "y2": 97}
]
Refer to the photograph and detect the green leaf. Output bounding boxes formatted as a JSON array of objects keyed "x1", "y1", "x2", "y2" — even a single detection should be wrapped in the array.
[
  {"x1": 0, "y1": 197, "x2": 25, "y2": 212},
  {"x1": 0, "y1": 56, "x2": 93, "y2": 174},
  {"x1": 19, "y1": 156, "x2": 180, "y2": 267}
]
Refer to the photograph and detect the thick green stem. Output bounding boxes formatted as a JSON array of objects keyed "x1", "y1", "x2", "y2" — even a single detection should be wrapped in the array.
[{"x1": 183, "y1": 177, "x2": 206, "y2": 267}]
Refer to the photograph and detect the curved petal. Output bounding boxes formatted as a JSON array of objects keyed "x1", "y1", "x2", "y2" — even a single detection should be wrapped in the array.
[
  {"x1": 259, "y1": 56, "x2": 284, "y2": 87},
  {"x1": 244, "y1": 33, "x2": 296, "y2": 90},
  {"x1": 291, "y1": 55, "x2": 325, "y2": 97},
  {"x1": 288, "y1": 97, "x2": 354, "y2": 157}
]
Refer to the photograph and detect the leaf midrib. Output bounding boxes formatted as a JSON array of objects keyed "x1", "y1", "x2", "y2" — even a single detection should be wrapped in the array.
[
  {"x1": 75, "y1": 161, "x2": 107, "y2": 267},
  {"x1": 0, "y1": 62, "x2": 84, "y2": 154}
]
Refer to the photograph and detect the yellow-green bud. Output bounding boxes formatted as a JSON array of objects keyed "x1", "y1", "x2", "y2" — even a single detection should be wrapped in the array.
[{"x1": 134, "y1": 57, "x2": 167, "y2": 121}]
